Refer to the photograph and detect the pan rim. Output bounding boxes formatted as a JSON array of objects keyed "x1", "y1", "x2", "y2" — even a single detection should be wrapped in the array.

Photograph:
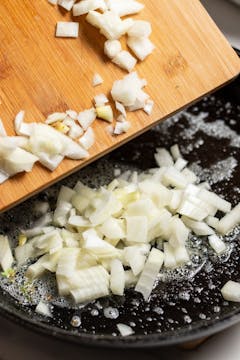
[{"x1": 0, "y1": 299, "x2": 240, "y2": 348}]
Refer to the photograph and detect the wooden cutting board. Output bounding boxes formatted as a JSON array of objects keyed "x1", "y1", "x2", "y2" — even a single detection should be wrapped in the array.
[{"x1": 0, "y1": 0, "x2": 239, "y2": 213}]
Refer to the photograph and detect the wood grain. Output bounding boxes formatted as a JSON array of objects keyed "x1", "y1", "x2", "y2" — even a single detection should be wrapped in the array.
[{"x1": 0, "y1": 0, "x2": 239, "y2": 213}]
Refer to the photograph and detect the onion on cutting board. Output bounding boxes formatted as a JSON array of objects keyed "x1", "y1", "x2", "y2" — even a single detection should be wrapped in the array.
[{"x1": 0, "y1": 0, "x2": 239, "y2": 213}]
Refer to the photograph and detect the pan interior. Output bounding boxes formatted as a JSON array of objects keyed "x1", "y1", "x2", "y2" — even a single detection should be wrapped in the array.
[{"x1": 0, "y1": 87, "x2": 240, "y2": 342}]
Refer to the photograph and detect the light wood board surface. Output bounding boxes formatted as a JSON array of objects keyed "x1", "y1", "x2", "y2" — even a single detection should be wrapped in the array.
[{"x1": 0, "y1": 0, "x2": 239, "y2": 213}]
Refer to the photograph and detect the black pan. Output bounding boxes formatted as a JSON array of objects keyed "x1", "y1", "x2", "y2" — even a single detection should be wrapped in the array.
[{"x1": 0, "y1": 54, "x2": 240, "y2": 348}]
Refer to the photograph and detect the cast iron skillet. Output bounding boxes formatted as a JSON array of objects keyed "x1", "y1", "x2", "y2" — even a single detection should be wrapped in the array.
[{"x1": 0, "y1": 53, "x2": 239, "y2": 348}]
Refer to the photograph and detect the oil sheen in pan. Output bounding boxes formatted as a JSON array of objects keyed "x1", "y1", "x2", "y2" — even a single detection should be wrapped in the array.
[{"x1": 0, "y1": 94, "x2": 240, "y2": 337}]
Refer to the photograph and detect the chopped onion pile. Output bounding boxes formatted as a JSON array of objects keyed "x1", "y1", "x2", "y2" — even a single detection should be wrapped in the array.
[
  {"x1": 5, "y1": 145, "x2": 239, "y2": 306},
  {"x1": 0, "y1": 75, "x2": 153, "y2": 184},
  {"x1": 50, "y1": 0, "x2": 154, "y2": 72}
]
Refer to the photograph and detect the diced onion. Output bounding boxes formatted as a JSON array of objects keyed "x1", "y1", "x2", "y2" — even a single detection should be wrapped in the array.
[
  {"x1": 104, "y1": 40, "x2": 122, "y2": 59},
  {"x1": 0, "y1": 235, "x2": 13, "y2": 271},
  {"x1": 73, "y1": 0, "x2": 107, "y2": 16},
  {"x1": 208, "y1": 234, "x2": 226, "y2": 254},
  {"x1": 128, "y1": 20, "x2": 152, "y2": 38},
  {"x1": 127, "y1": 37, "x2": 155, "y2": 61},
  {"x1": 58, "y1": 0, "x2": 76, "y2": 11},
  {"x1": 107, "y1": 0, "x2": 144, "y2": 17},
  {"x1": 170, "y1": 144, "x2": 182, "y2": 161},
  {"x1": 112, "y1": 50, "x2": 137, "y2": 72},
  {"x1": 218, "y1": 203, "x2": 240, "y2": 235},
  {"x1": 110, "y1": 259, "x2": 125, "y2": 295},
  {"x1": 56, "y1": 22, "x2": 79, "y2": 38},
  {"x1": 94, "y1": 94, "x2": 109, "y2": 107},
  {"x1": 92, "y1": 73, "x2": 104, "y2": 87},
  {"x1": 79, "y1": 127, "x2": 95, "y2": 150},
  {"x1": 135, "y1": 248, "x2": 164, "y2": 300},
  {"x1": 143, "y1": 99, "x2": 154, "y2": 115},
  {"x1": 35, "y1": 301, "x2": 52, "y2": 317},
  {"x1": 96, "y1": 105, "x2": 113, "y2": 122},
  {"x1": 221, "y1": 280, "x2": 240, "y2": 302},
  {"x1": 117, "y1": 323, "x2": 135, "y2": 336},
  {"x1": 77, "y1": 108, "x2": 96, "y2": 130}
]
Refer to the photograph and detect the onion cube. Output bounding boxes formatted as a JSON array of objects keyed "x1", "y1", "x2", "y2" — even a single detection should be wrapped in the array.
[
  {"x1": 56, "y1": 22, "x2": 79, "y2": 38},
  {"x1": 221, "y1": 280, "x2": 240, "y2": 302}
]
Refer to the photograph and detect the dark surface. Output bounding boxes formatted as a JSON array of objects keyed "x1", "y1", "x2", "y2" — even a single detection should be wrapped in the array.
[{"x1": 0, "y1": 69, "x2": 240, "y2": 347}]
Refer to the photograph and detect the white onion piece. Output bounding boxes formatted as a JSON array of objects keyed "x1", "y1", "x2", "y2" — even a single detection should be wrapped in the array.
[
  {"x1": 14, "y1": 110, "x2": 25, "y2": 135},
  {"x1": 221, "y1": 280, "x2": 240, "y2": 302},
  {"x1": 0, "y1": 235, "x2": 13, "y2": 271},
  {"x1": 174, "y1": 158, "x2": 188, "y2": 171},
  {"x1": 198, "y1": 189, "x2": 231, "y2": 214},
  {"x1": 114, "y1": 121, "x2": 130, "y2": 135},
  {"x1": 66, "y1": 110, "x2": 78, "y2": 120},
  {"x1": 115, "y1": 101, "x2": 126, "y2": 118},
  {"x1": 53, "y1": 201, "x2": 72, "y2": 227},
  {"x1": 170, "y1": 144, "x2": 182, "y2": 161},
  {"x1": 208, "y1": 234, "x2": 226, "y2": 254},
  {"x1": 68, "y1": 215, "x2": 90, "y2": 227},
  {"x1": 46, "y1": 112, "x2": 66, "y2": 125},
  {"x1": 218, "y1": 203, "x2": 240, "y2": 235},
  {"x1": 168, "y1": 189, "x2": 183, "y2": 212},
  {"x1": 92, "y1": 73, "x2": 104, "y2": 87},
  {"x1": 127, "y1": 37, "x2": 155, "y2": 61},
  {"x1": 110, "y1": 259, "x2": 125, "y2": 295},
  {"x1": 94, "y1": 94, "x2": 109, "y2": 107},
  {"x1": 77, "y1": 108, "x2": 96, "y2": 130},
  {"x1": 169, "y1": 217, "x2": 189, "y2": 248},
  {"x1": 48, "y1": 0, "x2": 58, "y2": 5},
  {"x1": 182, "y1": 217, "x2": 215, "y2": 236},
  {"x1": 112, "y1": 50, "x2": 137, "y2": 72},
  {"x1": 111, "y1": 72, "x2": 146, "y2": 107},
  {"x1": 107, "y1": 0, "x2": 144, "y2": 17},
  {"x1": 96, "y1": 11, "x2": 133, "y2": 40},
  {"x1": 143, "y1": 99, "x2": 154, "y2": 115},
  {"x1": 56, "y1": 185, "x2": 75, "y2": 205},
  {"x1": 82, "y1": 229, "x2": 119, "y2": 258},
  {"x1": 198, "y1": 182, "x2": 211, "y2": 190},
  {"x1": 35, "y1": 301, "x2": 52, "y2": 317},
  {"x1": 163, "y1": 243, "x2": 177, "y2": 269},
  {"x1": 0, "y1": 118, "x2": 7, "y2": 136},
  {"x1": 117, "y1": 323, "x2": 134, "y2": 337},
  {"x1": 96, "y1": 105, "x2": 113, "y2": 122},
  {"x1": 104, "y1": 40, "x2": 122, "y2": 59},
  {"x1": 154, "y1": 148, "x2": 174, "y2": 167},
  {"x1": 66, "y1": 120, "x2": 84, "y2": 139},
  {"x1": 58, "y1": 0, "x2": 76, "y2": 11},
  {"x1": 56, "y1": 22, "x2": 79, "y2": 38},
  {"x1": 126, "y1": 216, "x2": 148, "y2": 243},
  {"x1": 0, "y1": 147, "x2": 38, "y2": 176},
  {"x1": 86, "y1": 10, "x2": 102, "y2": 29},
  {"x1": 205, "y1": 216, "x2": 219, "y2": 230},
  {"x1": 181, "y1": 168, "x2": 197, "y2": 184},
  {"x1": 135, "y1": 248, "x2": 164, "y2": 300},
  {"x1": 73, "y1": 0, "x2": 107, "y2": 16},
  {"x1": 163, "y1": 167, "x2": 188, "y2": 189},
  {"x1": 0, "y1": 136, "x2": 28, "y2": 149},
  {"x1": 100, "y1": 217, "x2": 125, "y2": 239},
  {"x1": 128, "y1": 20, "x2": 152, "y2": 38},
  {"x1": 37, "y1": 153, "x2": 63, "y2": 171},
  {"x1": 79, "y1": 127, "x2": 95, "y2": 150},
  {"x1": 70, "y1": 266, "x2": 109, "y2": 303},
  {"x1": 177, "y1": 200, "x2": 208, "y2": 221},
  {"x1": 124, "y1": 244, "x2": 150, "y2": 276}
]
